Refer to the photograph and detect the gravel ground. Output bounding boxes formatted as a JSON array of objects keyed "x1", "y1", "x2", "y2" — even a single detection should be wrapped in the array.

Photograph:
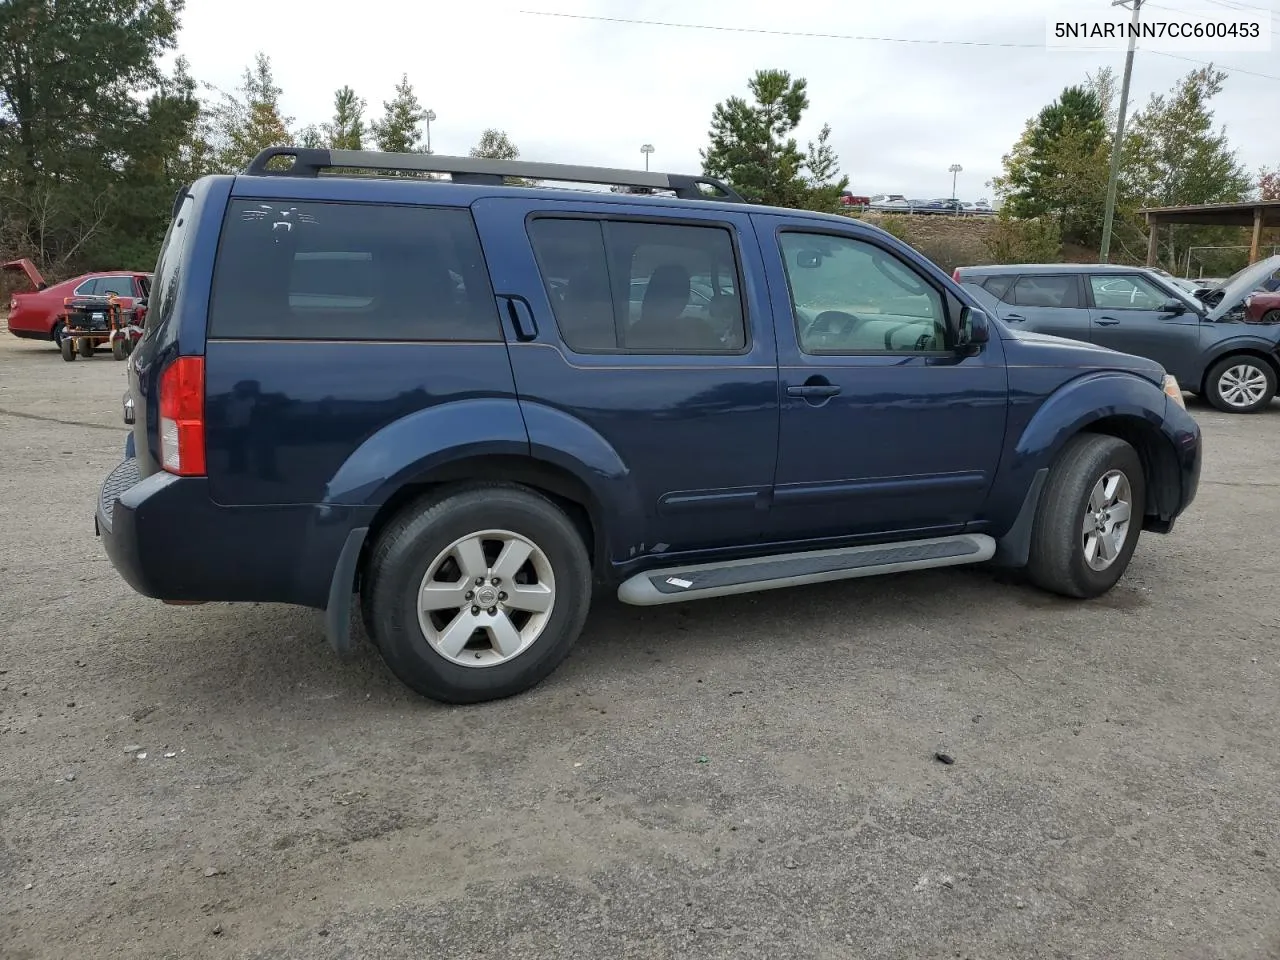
[{"x1": 1, "y1": 328, "x2": 1278, "y2": 960}]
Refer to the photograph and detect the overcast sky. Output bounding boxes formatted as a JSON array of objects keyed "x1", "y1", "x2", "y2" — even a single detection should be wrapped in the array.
[{"x1": 170, "y1": 0, "x2": 1277, "y2": 199}]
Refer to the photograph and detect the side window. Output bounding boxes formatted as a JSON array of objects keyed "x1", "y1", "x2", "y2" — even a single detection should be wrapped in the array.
[
  {"x1": 778, "y1": 232, "x2": 947, "y2": 354},
  {"x1": 528, "y1": 217, "x2": 747, "y2": 354},
  {"x1": 208, "y1": 200, "x2": 500, "y2": 341},
  {"x1": 1089, "y1": 274, "x2": 1167, "y2": 311},
  {"x1": 981, "y1": 275, "x2": 1015, "y2": 301},
  {"x1": 1010, "y1": 275, "x2": 1079, "y2": 308},
  {"x1": 74, "y1": 278, "x2": 100, "y2": 296},
  {"x1": 99, "y1": 276, "x2": 130, "y2": 297}
]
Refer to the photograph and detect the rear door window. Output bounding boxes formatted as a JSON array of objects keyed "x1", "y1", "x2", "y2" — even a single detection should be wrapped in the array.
[
  {"x1": 1010, "y1": 275, "x2": 1080, "y2": 308},
  {"x1": 207, "y1": 200, "x2": 500, "y2": 341},
  {"x1": 526, "y1": 216, "x2": 747, "y2": 354},
  {"x1": 981, "y1": 275, "x2": 1015, "y2": 301}
]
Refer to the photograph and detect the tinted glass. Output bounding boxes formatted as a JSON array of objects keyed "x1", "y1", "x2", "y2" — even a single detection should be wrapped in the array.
[
  {"x1": 1011, "y1": 275, "x2": 1079, "y2": 308},
  {"x1": 74, "y1": 278, "x2": 100, "y2": 296},
  {"x1": 1089, "y1": 274, "x2": 1167, "y2": 310},
  {"x1": 146, "y1": 195, "x2": 193, "y2": 333},
  {"x1": 778, "y1": 232, "x2": 947, "y2": 354},
  {"x1": 982, "y1": 275, "x2": 1014, "y2": 301},
  {"x1": 99, "y1": 276, "x2": 131, "y2": 296},
  {"x1": 208, "y1": 200, "x2": 500, "y2": 341},
  {"x1": 528, "y1": 217, "x2": 747, "y2": 353}
]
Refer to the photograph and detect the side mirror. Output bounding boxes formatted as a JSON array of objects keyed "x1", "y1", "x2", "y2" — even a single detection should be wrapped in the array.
[
  {"x1": 957, "y1": 306, "x2": 990, "y2": 353},
  {"x1": 1160, "y1": 298, "x2": 1187, "y2": 315}
]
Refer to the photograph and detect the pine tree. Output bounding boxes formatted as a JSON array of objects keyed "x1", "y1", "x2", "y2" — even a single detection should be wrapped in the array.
[
  {"x1": 207, "y1": 52, "x2": 294, "y2": 173},
  {"x1": 371, "y1": 74, "x2": 427, "y2": 153},
  {"x1": 324, "y1": 86, "x2": 366, "y2": 150}
]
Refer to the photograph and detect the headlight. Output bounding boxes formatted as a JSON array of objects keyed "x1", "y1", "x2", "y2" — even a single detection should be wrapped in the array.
[{"x1": 1162, "y1": 374, "x2": 1186, "y2": 409}]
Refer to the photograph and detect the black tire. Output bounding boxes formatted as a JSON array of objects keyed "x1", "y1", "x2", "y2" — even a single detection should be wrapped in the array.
[
  {"x1": 1027, "y1": 433, "x2": 1146, "y2": 599},
  {"x1": 1203, "y1": 354, "x2": 1276, "y2": 413},
  {"x1": 50, "y1": 320, "x2": 65, "y2": 350},
  {"x1": 364, "y1": 483, "x2": 592, "y2": 704},
  {"x1": 60, "y1": 338, "x2": 76, "y2": 362},
  {"x1": 77, "y1": 337, "x2": 95, "y2": 358},
  {"x1": 111, "y1": 338, "x2": 127, "y2": 361}
]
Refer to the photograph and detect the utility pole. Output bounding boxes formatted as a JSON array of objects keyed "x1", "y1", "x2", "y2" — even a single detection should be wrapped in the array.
[
  {"x1": 640, "y1": 143, "x2": 655, "y2": 171},
  {"x1": 1099, "y1": 0, "x2": 1142, "y2": 263},
  {"x1": 425, "y1": 109, "x2": 437, "y2": 154}
]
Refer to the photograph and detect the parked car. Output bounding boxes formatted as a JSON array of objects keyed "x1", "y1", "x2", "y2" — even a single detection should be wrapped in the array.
[
  {"x1": 868, "y1": 194, "x2": 911, "y2": 212},
  {"x1": 839, "y1": 191, "x2": 871, "y2": 208},
  {"x1": 95, "y1": 147, "x2": 1201, "y2": 704},
  {"x1": 954, "y1": 258, "x2": 1280, "y2": 413},
  {"x1": 924, "y1": 198, "x2": 965, "y2": 215},
  {"x1": 1191, "y1": 263, "x2": 1280, "y2": 321},
  {"x1": 972, "y1": 199, "x2": 994, "y2": 214},
  {"x1": 4, "y1": 259, "x2": 151, "y2": 348}
]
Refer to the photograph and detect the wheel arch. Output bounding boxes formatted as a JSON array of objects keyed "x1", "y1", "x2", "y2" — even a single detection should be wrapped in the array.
[
  {"x1": 1081, "y1": 415, "x2": 1182, "y2": 531},
  {"x1": 356, "y1": 455, "x2": 608, "y2": 595},
  {"x1": 1198, "y1": 345, "x2": 1280, "y2": 395}
]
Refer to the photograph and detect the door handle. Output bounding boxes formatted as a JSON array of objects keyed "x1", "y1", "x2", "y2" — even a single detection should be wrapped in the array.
[
  {"x1": 1004, "y1": 313, "x2": 1026, "y2": 322},
  {"x1": 1095, "y1": 317, "x2": 1121, "y2": 326},
  {"x1": 787, "y1": 379, "x2": 841, "y2": 399},
  {"x1": 501, "y1": 296, "x2": 538, "y2": 341}
]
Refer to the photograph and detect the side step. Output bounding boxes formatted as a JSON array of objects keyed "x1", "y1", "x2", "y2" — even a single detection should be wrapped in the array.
[{"x1": 616, "y1": 534, "x2": 996, "y2": 606}]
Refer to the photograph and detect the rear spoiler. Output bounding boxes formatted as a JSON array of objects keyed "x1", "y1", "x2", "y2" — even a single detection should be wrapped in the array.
[{"x1": 2, "y1": 258, "x2": 47, "y2": 291}]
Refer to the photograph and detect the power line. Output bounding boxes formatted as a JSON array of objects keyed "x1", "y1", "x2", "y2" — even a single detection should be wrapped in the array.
[{"x1": 520, "y1": 9, "x2": 1280, "y2": 81}]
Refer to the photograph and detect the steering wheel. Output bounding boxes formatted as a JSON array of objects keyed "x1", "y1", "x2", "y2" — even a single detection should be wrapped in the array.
[{"x1": 807, "y1": 310, "x2": 867, "y2": 339}]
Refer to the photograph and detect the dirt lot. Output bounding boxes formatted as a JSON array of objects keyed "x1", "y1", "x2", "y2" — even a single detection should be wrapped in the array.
[{"x1": 1, "y1": 327, "x2": 1278, "y2": 960}]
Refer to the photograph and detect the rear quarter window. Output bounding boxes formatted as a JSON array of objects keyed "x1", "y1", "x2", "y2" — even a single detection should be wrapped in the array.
[{"x1": 207, "y1": 200, "x2": 500, "y2": 341}]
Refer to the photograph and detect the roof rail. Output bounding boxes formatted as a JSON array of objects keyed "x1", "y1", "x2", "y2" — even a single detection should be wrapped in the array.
[{"x1": 242, "y1": 147, "x2": 747, "y2": 204}]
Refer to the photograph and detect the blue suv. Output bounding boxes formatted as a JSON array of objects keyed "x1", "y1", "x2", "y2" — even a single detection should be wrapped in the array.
[{"x1": 95, "y1": 148, "x2": 1202, "y2": 704}]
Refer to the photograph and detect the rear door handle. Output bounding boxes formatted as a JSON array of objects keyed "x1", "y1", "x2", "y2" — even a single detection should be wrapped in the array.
[
  {"x1": 500, "y1": 296, "x2": 538, "y2": 341},
  {"x1": 1095, "y1": 317, "x2": 1121, "y2": 326},
  {"x1": 1004, "y1": 313, "x2": 1026, "y2": 322},
  {"x1": 787, "y1": 384, "x2": 841, "y2": 398}
]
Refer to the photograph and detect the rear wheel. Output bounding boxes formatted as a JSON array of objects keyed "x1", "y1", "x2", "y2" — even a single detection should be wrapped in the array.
[
  {"x1": 364, "y1": 484, "x2": 592, "y2": 704},
  {"x1": 111, "y1": 338, "x2": 127, "y2": 360},
  {"x1": 1262, "y1": 310, "x2": 1280, "y2": 325},
  {"x1": 60, "y1": 338, "x2": 76, "y2": 362},
  {"x1": 1027, "y1": 433, "x2": 1145, "y2": 599},
  {"x1": 77, "y1": 337, "x2": 95, "y2": 358},
  {"x1": 1204, "y1": 355, "x2": 1276, "y2": 413},
  {"x1": 50, "y1": 320, "x2": 66, "y2": 350}
]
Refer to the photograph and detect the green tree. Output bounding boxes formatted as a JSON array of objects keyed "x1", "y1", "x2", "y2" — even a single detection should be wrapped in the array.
[
  {"x1": 371, "y1": 74, "x2": 427, "y2": 153},
  {"x1": 206, "y1": 52, "x2": 293, "y2": 173},
  {"x1": 1121, "y1": 66, "x2": 1253, "y2": 268},
  {"x1": 990, "y1": 85, "x2": 1109, "y2": 247},
  {"x1": 701, "y1": 69, "x2": 845, "y2": 210},
  {"x1": 0, "y1": 0, "x2": 183, "y2": 272},
  {"x1": 470, "y1": 128, "x2": 519, "y2": 160},
  {"x1": 324, "y1": 85, "x2": 365, "y2": 150},
  {"x1": 803, "y1": 123, "x2": 849, "y2": 211}
]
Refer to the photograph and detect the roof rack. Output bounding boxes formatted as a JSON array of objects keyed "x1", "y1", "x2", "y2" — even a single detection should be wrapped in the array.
[{"x1": 243, "y1": 147, "x2": 747, "y2": 204}]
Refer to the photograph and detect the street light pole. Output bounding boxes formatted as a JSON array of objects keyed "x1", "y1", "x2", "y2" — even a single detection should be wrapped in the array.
[
  {"x1": 640, "y1": 143, "x2": 655, "y2": 171},
  {"x1": 425, "y1": 109, "x2": 437, "y2": 154},
  {"x1": 1099, "y1": 0, "x2": 1142, "y2": 263},
  {"x1": 948, "y1": 163, "x2": 963, "y2": 215}
]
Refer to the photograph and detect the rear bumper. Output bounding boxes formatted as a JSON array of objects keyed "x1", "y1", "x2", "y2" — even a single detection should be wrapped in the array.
[{"x1": 95, "y1": 457, "x2": 369, "y2": 608}]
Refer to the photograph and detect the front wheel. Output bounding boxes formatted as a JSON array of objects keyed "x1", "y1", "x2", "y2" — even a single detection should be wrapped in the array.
[
  {"x1": 1027, "y1": 433, "x2": 1146, "y2": 599},
  {"x1": 1204, "y1": 355, "x2": 1276, "y2": 413},
  {"x1": 60, "y1": 338, "x2": 76, "y2": 362},
  {"x1": 111, "y1": 338, "x2": 128, "y2": 360},
  {"x1": 364, "y1": 484, "x2": 592, "y2": 704}
]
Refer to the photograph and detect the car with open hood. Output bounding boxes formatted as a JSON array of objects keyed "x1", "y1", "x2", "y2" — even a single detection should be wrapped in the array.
[
  {"x1": 3, "y1": 258, "x2": 151, "y2": 349},
  {"x1": 954, "y1": 256, "x2": 1280, "y2": 413}
]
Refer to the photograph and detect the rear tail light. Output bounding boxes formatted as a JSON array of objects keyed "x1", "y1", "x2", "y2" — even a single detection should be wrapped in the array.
[{"x1": 158, "y1": 356, "x2": 205, "y2": 476}]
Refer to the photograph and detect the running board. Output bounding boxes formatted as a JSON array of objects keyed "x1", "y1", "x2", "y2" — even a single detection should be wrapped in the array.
[{"x1": 616, "y1": 534, "x2": 996, "y2": 606}]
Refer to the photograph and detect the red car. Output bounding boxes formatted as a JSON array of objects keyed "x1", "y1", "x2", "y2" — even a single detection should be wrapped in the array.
[
  {"x1": 4, "y1": 259, "x2": 152, "y2": 349},
  {"x1": 1245, "y1": 279, "x2": 1280, "y2": 324}
]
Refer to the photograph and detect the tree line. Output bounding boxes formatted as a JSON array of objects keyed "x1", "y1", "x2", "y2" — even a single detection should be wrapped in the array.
[{"x1": 990, "y1": 64, "x2": 1276, "y2": 273}]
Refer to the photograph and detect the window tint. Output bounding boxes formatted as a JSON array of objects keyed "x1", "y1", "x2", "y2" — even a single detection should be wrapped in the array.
[
  {"x1": 1088, "y1": 274, "x2": 1167, "y2": 310},
  {"x1": 527, "y1": 217, "x2": 746, "y2": 354},
  {"x1": 982, "y1": 275, "x2": 1015, "y2": 301},
  {"x1": 1010, "y1": 275, "x2": 1079, "y2": 308},
  {"x1": 778, "y1": 232, "x2": 947, "y2": 354},
  {"x1": 98, "y1": 276, "x2": 131, "y2": 296},
  {"x1": 208, "y1": 200, "x2": 500, "y2": 341},
  {"x1": 74, "y1": 278, "x2": 100, "y2": 296}
]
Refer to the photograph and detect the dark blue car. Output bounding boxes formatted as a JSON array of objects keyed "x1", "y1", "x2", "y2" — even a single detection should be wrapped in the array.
[{"x1": 95, "y1": 148, "x2": 1202, "y2": 704}]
